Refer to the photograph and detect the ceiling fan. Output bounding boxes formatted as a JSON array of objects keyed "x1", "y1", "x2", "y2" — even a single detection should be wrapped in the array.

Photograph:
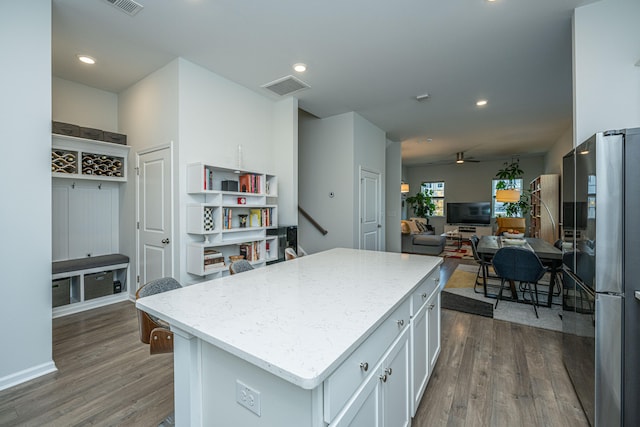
[{"x1": 454, "y1": 152, "x2": 480, "y2": 164}]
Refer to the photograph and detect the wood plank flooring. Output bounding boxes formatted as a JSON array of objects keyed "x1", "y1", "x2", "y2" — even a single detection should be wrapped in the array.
[
  {"x1": 0, "y1": 302, "x2": 173, "y2": 427},
  {"x1": 0, "y1": 262, "x2": 588, "y2": 426}
]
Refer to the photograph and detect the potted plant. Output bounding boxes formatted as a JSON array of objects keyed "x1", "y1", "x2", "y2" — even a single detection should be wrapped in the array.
[
  {"x1": 405, "y1": 189, "x2": 437, "y2": 224},
  {"x1": 495, "y1": 159, "x2": 530, "y2": 217}
]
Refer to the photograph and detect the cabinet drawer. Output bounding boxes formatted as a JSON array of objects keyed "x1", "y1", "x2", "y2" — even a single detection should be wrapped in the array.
[
  {"x1": 411, "y1": 268, "x2": 440, "y2": 315},
  {"x1": 323, "y1": 297, "x2": 410, "y2": 423}
]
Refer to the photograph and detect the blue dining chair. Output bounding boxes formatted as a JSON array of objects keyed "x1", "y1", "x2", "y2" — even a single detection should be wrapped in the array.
[
  {"x1": 469, "y1": 235, "x2": 496, "y2": 296},
  {"x1": 491, "y1": 246, "x2": 547, "y2": 318}
]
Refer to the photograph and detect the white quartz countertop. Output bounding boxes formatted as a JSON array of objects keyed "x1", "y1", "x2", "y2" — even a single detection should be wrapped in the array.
[{"x1": 136, "y1": 248, "x2": 441, "y2": 389}]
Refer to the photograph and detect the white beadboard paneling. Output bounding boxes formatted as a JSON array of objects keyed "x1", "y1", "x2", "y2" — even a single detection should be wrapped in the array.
[
  {"x1": 63, "y1": 181, "x2": 119, "y2": 259},
  {"x1": 52, "y1": 184, "x2": 70, "y2": 261}
]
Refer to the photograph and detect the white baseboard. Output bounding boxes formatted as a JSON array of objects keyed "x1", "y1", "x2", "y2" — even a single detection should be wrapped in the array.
[{"x1": 0, "y1": 361, "x2": 57, "y2": 392}]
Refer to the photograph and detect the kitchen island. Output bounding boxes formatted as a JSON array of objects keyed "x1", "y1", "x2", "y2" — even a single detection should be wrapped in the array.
[{"x1": 136, "y1": 248, "x2": 442, "y2": 426}]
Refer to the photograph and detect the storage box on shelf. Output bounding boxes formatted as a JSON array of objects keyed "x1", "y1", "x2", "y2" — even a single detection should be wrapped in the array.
[
  {"x1": 52, "y1": 134, "x2": 130, "y2": 182},
  {"x1": 186, "y1": 162, "x2": 279, "y2": 277}
]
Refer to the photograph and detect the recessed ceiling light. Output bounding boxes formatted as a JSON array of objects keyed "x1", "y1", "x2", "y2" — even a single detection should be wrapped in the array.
[
  {"x1": 476, "y1": 99, "x2": 488, "y2": 107},
  {"x1": 77, "y1": 55, "x2": 96, "y2": 65},
  {"x1": 426, "y1": 138, "x2": 433, "y2": 143},
  {"x1": 293, "y1": 63, "x2": 307, "y2": 73}
]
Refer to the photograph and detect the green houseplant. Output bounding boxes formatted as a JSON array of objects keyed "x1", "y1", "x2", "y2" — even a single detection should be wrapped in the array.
[
  {"x1": 495, "y1": 159, "x2": 530, "y2": 217},
  {"x1": 405, "y1": 189, "x2": 437, "y2": 224}
]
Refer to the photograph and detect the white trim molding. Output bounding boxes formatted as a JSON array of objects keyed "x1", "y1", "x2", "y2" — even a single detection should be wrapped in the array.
[{"x1": 0, "y1": 361, "x2": 57, "y2": 392}]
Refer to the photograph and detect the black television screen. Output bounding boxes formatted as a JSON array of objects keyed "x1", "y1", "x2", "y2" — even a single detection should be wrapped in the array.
[{"x1": 446, "y1": 202, "x2": 491, "y2": 225}]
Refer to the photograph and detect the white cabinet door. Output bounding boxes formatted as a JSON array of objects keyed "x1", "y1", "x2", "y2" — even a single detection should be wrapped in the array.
[
  {"x1": 331, "y1": 328, "x2": 410, "y2": 427},
  {"x1": 344, "y1": 378, "x2": 382, "y2": 427},
  {"x1": 427, "y1": 291, "x2": 441, "y2": 372},
  {"x1": 330, "y1": 364, "x2": 382, "y2": 427},
  {"x1": 410, "y1": 301, "x2": 429, "y2": 417},
  {"x1": 382, "y1": 328, "x2": 411, "y2": 427}
]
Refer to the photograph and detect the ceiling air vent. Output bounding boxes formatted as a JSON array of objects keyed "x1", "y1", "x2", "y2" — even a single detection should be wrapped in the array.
[
  {"x1": 262, "y1": 75, "x2": 310, "y2": 97},
  {"x1": 102, "y1": 0, "x2": 144, "y2": 16}
]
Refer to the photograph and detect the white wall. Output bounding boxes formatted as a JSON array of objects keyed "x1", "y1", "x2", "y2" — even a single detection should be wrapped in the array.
[
  {"x1": 385, "y1": 141, "x2": 402, "y2": 252},
  {"x1": 353, "y1": 113, "x2": 387, "y2": 249},
  {"x1": 52, "y1": 77, "x2": 118, "y2": 131},
  {"x1": 273, "y1": 99, "x2": 299, "y2": 227},
  {"x1": 0, "y1": 0, "x2": 56, "y2": 390},
  {"x1": 573, "y1": 0, "x2": 640, "y2": 144},
  {"x1": 119, "y1": 60, "x2": 181, "y2": 290},
  {"x1": 298, "y1": 112, "x2": 355, "y2": 253},
  {"x1": 178, "y1": 59, "x2": 276, "y2": 173},
  {"x1": 544, "y1": 126, "x2": 573, "y2": 175},
  {"x1": 298, "y1": 111, "x2": 387, "y2": 253}
]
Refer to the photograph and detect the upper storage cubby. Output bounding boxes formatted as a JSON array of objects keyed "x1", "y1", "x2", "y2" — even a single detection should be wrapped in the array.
[
  {"x1": 187, "y1": 162, "x2": 278, "y2": 198},
  {"x1": 52, "y1": 134, "x2": 130, "y2": 182}
]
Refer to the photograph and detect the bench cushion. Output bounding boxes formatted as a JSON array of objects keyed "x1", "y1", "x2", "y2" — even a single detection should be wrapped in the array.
[{"x1": 53, "y1": 254, "x2": 129, "y2": 274}]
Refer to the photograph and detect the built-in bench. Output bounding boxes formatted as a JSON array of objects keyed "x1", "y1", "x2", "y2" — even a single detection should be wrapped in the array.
[
  {"x1": 52, "y1": 254, "x2": 129, "y2": 275},
  {"x1": 52, "y1": 254, "x2": 130, "y2": 318}
]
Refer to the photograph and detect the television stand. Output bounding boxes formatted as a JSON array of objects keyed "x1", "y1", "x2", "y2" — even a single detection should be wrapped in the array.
[{"x1": 444, "y1": 224, "x2": 492, "y2": 239}]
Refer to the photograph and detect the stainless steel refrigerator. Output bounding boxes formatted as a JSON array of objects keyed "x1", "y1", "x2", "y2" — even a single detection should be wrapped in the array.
[{"x1": 562, "y1": 127, "x2": 640, "y2": 426}]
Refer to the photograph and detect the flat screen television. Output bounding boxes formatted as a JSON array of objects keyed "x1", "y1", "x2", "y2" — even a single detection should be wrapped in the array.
[{"x1": 446, "y1": 202, "x2": 491, "y2": 225}]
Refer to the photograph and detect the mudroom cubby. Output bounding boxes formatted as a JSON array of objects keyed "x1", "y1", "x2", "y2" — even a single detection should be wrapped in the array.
[{"x1": 51, "y1": 133, "x2": 131, "y2": 317}]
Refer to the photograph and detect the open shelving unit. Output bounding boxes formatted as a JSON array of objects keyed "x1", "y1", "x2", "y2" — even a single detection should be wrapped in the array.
[
  {"x1": 529, "y1": 174, "x2": 559, "y2": 243},
  {"x1": 186, "y1": 163, "x2": 279, "y2": 278}
]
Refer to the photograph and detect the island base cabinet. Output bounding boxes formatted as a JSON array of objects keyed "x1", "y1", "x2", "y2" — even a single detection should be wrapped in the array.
[
  {"x1": 197, "y1": 339, "x2": 323, "y2": 427},
  {"x1": 331, "y1": 328, "x2": 410, "y2": 427},
  {"x1": 427, "y1": 290, "x2": 441, "y2": 372},
  {"x1": 410, "y1": 273, "x2": 442, "y2": 418},
  {"x1": 382, "y1": 329, "x2": 410, "y2": 427},
  {"x1": 410, "y1": 301, "x2": 429, "y2": 416}
]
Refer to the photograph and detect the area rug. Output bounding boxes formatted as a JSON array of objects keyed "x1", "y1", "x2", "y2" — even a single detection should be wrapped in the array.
[
  {"x1": 442, "y1": 291, "x2": 494, "y2": 318},
  {"x1": 440, "y1": 243, "x2": 474, "y2": 260},
  {"x1": 443, "y1": 268, "x2": 477, "y2": 288},
  {"x1": 441, "y1": 264, "x2": 562, "y2": 331}
]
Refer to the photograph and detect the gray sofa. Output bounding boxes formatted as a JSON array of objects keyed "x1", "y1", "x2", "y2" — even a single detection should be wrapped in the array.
[{"x1": 401, "y1": 219, "x2": 446, "y2": 256}]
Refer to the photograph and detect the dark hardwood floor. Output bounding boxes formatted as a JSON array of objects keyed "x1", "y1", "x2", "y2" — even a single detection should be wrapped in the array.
[{"x1": 0, "y1": 261, "x2": 588, "y2": 426}]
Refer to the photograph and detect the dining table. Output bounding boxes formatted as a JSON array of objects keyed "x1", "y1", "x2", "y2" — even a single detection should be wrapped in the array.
[{"x1": 476, "y1": 235, "x2": 563, "y2": 307}]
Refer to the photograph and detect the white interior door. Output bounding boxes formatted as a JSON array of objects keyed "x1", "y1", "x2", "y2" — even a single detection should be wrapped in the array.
[
  {"x1": 137, "y1": 145, "x2": 173, "y2": 288},
  {"x1": 360, "y1": 168, "x2": 382, "y2": 250}
]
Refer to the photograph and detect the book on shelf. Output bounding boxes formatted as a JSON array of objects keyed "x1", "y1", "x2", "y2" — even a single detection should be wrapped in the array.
[
  {"x1": 260, "y1": 207, "x2": 273, "y2": 227},
  {"x1": 204, "y1": 249, "x2": 222, "y2": 259},
  {"x1": 204, "y1": 167, "x2": 214, "y2": 191},
  {"x1": 204, "y1": 259, "x2": 225, "y2": 267},
  {"x1": 204, "y1": 259, "x2": 225, "y2": 270},
  {"x1": 239, "y1": 241, "x2": 260, "y2": 261},
  {"x1": 223, "y1": 208, "x2": 233, "y2": 229},
  {"x1": 239, "y1": 174, "x2": 261, "y2": 194},
  {"x1": 249, "y1": 209, "x2": 261, "y2": 227}
]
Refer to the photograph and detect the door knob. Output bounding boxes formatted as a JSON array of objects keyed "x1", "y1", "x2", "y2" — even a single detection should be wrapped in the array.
[{"x1": 161, "y1": 238, "x2": 170, "y2": 244}]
